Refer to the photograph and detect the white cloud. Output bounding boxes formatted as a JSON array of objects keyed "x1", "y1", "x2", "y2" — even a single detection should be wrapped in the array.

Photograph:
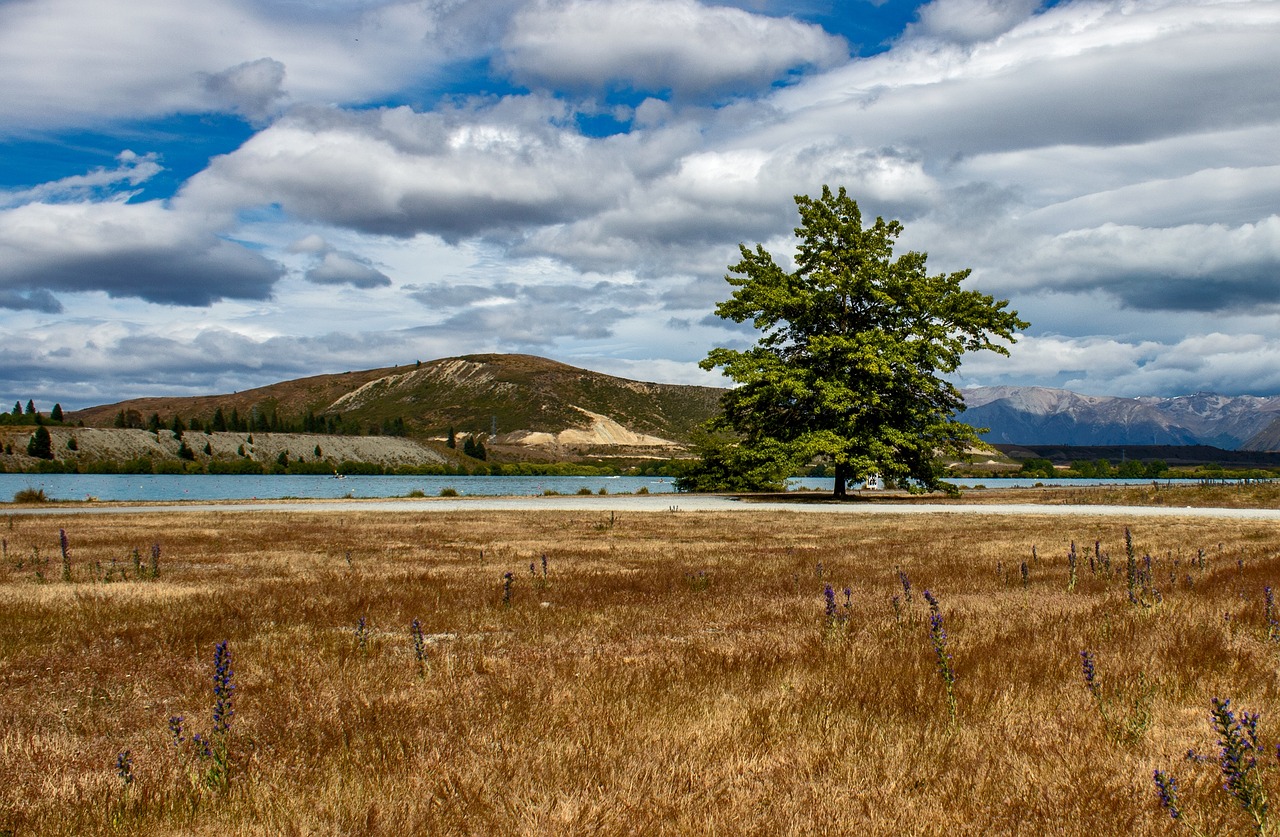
[
  {"x1": 6, "y1": 0, "x2": 1280, "y2": 401},
  {"x1": 0, "y1": 0, "x2": 474, "y2": 132},
  {"x1": 0, "y1": 199, "x2": 282, "y2": 305},
  {"x1": 502, "y1": 0, "x2": 847, "y2": 99},
  {"x1": 0, "y1": 152, "x2": 162, "y2": 208},
  {"x1": 200, "y1": 58, "x2": 289, "y2": 124},
  {"x1": 180, "y1": 100, "x2": 659, "y2": 239},
  {"x1": 909, "y1": 0, "x2": 1042, "y2": 43}
]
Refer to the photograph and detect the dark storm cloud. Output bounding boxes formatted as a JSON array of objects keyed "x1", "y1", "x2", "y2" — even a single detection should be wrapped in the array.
[
  {"x1": 3, "y1": 241, "x2": 283, "y2": 305},
  {"x1": 0, "y1": 289, "x2": 63, "y2": 313}
]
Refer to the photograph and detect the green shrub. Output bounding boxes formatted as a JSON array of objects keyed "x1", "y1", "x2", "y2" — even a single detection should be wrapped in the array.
[{"x1": 439, "y1": 487, "x2": 459, "y2": 497}]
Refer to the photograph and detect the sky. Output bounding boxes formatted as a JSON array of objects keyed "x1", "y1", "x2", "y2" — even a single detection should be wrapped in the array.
[{"x1": 1, "y1": 0, "x2": 1278, "y2": 410}]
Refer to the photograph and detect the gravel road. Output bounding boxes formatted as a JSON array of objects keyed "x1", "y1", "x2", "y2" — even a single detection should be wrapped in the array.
[{"x1": 9, "y1": 494, "x2": 1280, "y2": 519}]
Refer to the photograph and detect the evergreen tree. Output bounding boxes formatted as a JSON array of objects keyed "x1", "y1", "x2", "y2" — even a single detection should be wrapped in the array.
[
  {"x1": 11, "y1": 402, "x2": 20, "y2": 417},
  {"x1": 212, "y1": 407, "x2": 228, "y2": 432},
  {"x1": 26, "y1": 425, "x2": 53, "y2": 459},
  {"x1": 25, "y1": 399, "x2": 35, "y2": 415},
  {"x1": 693, "y1": 186, "x2": 1025, "y2": 497},
  {"x1": 113, "y1": 410, "x2": 126, "y2": 428},
  {"x1": 446, "y1": 426, "x2": 457, "y2": 449},
  {"x1": 463, "y1": 436, "x2": 477, "y2": 458},
  {"x1": 50, "y1": 403, "x2": 63, "y2": 422},
  {"x1": 147, "y1": 413, "x2": 162, "y2": 433},
  {"x1": 171, "y1": 415, "x2": 186, "y2": 437}
]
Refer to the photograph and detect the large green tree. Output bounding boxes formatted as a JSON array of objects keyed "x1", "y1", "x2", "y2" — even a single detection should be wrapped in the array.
[{"x1": 697, "y1": 186, "x2": 1027, "y2": 498}]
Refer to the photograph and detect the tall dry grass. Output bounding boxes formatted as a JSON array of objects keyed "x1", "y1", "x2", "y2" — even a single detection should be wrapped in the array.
[{"x1": 2, "y1": 508, "x2": 1279, "y2": 835}]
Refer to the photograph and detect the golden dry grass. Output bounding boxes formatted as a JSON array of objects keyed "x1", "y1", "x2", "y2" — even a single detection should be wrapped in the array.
[{"x1": 2, "y1": 508, "x2": 1280, "y2": 835}]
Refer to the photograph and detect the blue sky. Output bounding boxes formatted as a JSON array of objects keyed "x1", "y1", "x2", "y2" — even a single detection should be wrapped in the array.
[{"x1": 2, "y1": 0, "x2": 1278, "y2": 408}]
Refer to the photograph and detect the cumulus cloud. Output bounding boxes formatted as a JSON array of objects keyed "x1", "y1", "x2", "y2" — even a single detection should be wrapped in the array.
[
  {"x1": 995, "y1": 219, "x2": 1280, "y2": 313},
  {"x1": 0, "y1": 200, "x2": 283, "y2": 305},
  {"x1": 181, "y1": 100, "x2": 656, "y2": 240},
  {"x1": 908, "y1": 0, "x2": 1042, "y2": 43},
  {"x1": 305, "y1": 251, "x2": 393, "y2": 288},
  {"x1": 289, "y1": 234, "x2": 392, "y2": 287},
  {"x1": 6, "y1": 0, "x2": 1280, "y2": 400},
  {"x1": 959, "y1": 332, "x2": 1280, "y2": 397},
  {"x1": 201, "y1": 58, "x2": 288, "y2": 124},
  {"x1": 0, "y1": 0, "x2": 483, "y2": 132},
  {"x1": 502, "y1": 0, "x2": 847, "y2": 99}
]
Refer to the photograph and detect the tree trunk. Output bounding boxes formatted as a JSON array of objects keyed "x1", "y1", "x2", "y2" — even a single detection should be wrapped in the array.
[{"x1": 833, "y1": 462, "x2": 848, "y2": 499}]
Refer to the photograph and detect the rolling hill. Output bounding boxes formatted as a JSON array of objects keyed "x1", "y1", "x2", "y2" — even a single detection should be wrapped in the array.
[{"x1": 69, "y1": 354, "x2": 725, "y2": 460}]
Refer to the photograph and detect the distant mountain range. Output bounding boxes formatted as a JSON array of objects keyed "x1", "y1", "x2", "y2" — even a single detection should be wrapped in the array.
[
  {"x1": 63, "y1": 355, "x2": 1280, "y2": 455},
  {"x1": 960, "y1": 387, "x2": 1280, "y2": 451}
]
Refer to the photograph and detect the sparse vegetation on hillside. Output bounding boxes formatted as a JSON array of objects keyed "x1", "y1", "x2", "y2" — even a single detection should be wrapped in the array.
[{"x1": 67, "y1": 355, "x2": 723, "y2": 452}]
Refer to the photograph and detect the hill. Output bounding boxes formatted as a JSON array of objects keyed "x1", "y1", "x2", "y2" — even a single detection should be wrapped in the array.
[{"x1": 69, "y1": 354, "x2": 725, "y2": 461}]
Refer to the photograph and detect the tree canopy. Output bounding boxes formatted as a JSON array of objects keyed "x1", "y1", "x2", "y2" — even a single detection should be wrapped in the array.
[{"x1": 688, "y1": 186, "x2": 1027, "y2": 497}]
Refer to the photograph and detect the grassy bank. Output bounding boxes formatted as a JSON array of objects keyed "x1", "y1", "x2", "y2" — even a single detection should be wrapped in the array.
[{"x1": 2, "y1": 510, "x2": 1279, "y2": 834}]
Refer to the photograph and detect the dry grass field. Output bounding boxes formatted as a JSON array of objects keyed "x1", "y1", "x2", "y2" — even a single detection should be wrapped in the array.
[{"x1": 3, "y1": 506, "x2": 1280, "y2": 835}]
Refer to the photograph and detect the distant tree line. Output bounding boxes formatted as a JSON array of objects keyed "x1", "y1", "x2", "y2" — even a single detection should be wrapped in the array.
[
  {"x1": 111, "y1": 406, "x2": 409, "y2": 437},
  {"x1": 1017, "y1": 457, "x2": 1169, "y2": 479},
  {"x1": 0, "y1": 400, "x2": 68, "y2": 426}
]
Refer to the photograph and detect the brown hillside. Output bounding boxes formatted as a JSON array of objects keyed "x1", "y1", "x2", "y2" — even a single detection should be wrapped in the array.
[{"x1": 68, "y1": 354, "x2": 726, "y2": 457}]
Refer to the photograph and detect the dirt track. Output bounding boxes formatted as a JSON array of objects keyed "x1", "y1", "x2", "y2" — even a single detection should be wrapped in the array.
[{"x1": 9, "y1": 494, "x2": 1280, "y2": 519}]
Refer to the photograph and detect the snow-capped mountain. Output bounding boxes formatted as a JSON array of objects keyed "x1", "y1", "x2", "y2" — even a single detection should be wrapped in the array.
[{"x1": 960, "y1": 387, "x2": 1280, "y2": 450}]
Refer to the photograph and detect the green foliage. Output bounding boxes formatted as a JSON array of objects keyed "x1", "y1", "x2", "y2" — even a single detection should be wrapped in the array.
[
  {"x1": 1019, "y1": 458, "x2": 1056, "y2": 478},
  {"x1": 695, "y1": 186, "x2": 1027, "y2": 496},
  {"x1": 462, "y1": 435, "x2": 487, "y2": 461},
  {"x1": 673, "y1": 432, "x2": 791, "y2": 492},
  {"x1": 26, "y1": 426, "x2": 53, "y2": 460},
  {"x1": 50, "y1": 403, "x2": 63, "y2": 422},
  {"x1": 207, "y1": 459, "x2": 265, "y2": 475}
]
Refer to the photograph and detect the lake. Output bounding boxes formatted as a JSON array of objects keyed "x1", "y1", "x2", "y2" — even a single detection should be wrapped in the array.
[{"x1": 0, "y1": 473, "x2": 1201, "y2": 503}]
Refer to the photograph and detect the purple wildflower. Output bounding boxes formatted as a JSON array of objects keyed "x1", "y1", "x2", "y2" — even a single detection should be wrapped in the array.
[
  {"x1": 211, "y1": 641, "x2": 234, "y2": 736},
  {"x1": 923, "y1": 589, "x2": 957, "y2": 723},
  {"x1": 1210, "y1": 697, "x2": 1268, "y2": 825},
  {"x1": 115, "y1": 750, "x2": 134, "y2": 786},
  {"x1": 1152, "y1": 770, "x2": 1181, "y2": 820},
  {"x1": 168, "y1": 715, "x2": 185, "y2": 747},
  {"x1": 1080, "y1": 650, "x2": 1099, "y2": 700}
]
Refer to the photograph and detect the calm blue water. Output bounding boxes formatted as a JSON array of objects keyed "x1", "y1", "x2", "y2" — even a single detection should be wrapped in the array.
[
  {"x1": 0, "y1": 473, "x2": 1200, "y2": 502},
  {"x1": 0, "y1": 474, "x2": 679, "y2": 502}
]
